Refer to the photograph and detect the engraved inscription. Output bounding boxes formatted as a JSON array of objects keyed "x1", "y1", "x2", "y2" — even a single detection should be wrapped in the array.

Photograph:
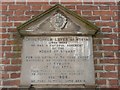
[{"x1": 21, "y1": 36, "x2": 93, "y2": 84}]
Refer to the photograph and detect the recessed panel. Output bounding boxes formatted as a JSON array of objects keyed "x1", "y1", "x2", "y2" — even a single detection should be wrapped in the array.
[{"x1": 20, "y1": 36, "x2": 95, "y2": 86}]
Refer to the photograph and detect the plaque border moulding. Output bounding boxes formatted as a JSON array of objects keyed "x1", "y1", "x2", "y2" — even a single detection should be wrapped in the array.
[
  {"x1": 17, "y1": 4, "x2": 99, "y2": 89},
  {"x1": 17, "y1": 4, "x2": 99, "y2": 36}
]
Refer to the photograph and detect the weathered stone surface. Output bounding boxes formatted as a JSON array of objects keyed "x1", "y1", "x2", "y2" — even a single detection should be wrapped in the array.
[
  {"x1": 20, "y1": 36, "x2": 95, "y2": 87},
  {"x1": 18, "y1": 4, "x2": 98, "y2": 88}
]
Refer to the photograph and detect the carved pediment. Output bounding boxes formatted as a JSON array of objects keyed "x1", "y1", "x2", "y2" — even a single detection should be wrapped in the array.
[{"x1": 17, "y1": 4, "x2": 99, "y2": 36}]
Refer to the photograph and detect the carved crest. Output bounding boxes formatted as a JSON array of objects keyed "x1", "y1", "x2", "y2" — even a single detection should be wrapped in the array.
[{"x1": 50, "y1": 13, "x2": 67, "y2": 31}]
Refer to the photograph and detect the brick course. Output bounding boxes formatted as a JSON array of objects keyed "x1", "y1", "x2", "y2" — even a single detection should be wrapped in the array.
[{"x1": 1, "y1": 1, "x2": 119, "y2": 89}]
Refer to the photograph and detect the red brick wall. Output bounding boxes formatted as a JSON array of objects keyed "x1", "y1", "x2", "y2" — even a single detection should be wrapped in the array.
[{"x1": 1, "y1": 1, "x2": 119, "y2": 88}]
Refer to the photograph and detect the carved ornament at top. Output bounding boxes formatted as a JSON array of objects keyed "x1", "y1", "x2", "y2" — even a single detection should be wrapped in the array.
[{"x1": 50, "y1": 13, "x2": 67, "y2": 31}]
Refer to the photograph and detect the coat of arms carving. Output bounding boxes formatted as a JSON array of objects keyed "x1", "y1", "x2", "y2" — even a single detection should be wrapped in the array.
[{"x1": 50, "y1": 13, "x2": 67, "y2": 31}]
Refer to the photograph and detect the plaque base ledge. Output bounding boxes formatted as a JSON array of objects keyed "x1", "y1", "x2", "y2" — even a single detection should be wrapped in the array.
[{"x1": 27, "y1": 84, "x2": 96, "y2": 88}]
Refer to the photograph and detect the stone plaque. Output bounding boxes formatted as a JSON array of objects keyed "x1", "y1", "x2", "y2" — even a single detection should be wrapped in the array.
[
  {"x1": 20, "y1": 36, "x2": 95, "y2": 86},
  {"x1": 18, "y1": 4, "x2": 99, "y2": 88}
]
